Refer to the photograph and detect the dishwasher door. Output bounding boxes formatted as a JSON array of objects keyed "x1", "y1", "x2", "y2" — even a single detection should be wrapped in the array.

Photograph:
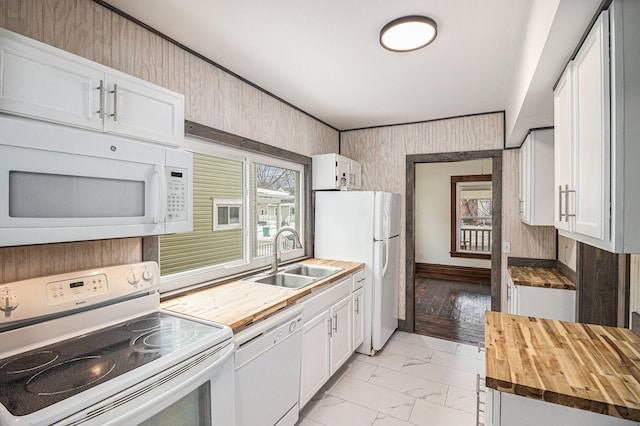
[{"x1": 234, "y1": 305, "x2": 303, "y2": 426}]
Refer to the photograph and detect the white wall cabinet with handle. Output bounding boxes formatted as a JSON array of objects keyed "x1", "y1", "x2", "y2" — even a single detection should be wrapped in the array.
[
  {"x1": 0, "y1": 27, "x2": 184, "y2": 148},
  {"x1": 312, "y1": 153, "x2": 362, "y2": 190},
  {"x1": 553, "y1": 1, "x2": 640, "y2": 253},
  {"x1": 519, "y1": 128, "x2": 554, "y2": 226}
]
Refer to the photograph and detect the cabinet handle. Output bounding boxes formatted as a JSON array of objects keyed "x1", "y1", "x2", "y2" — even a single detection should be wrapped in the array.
[
  {"x1": 565, "y1": 184, "x2": 576, "y2": 221},
  {"x1": 355, "y1": 298, "x2": 360, "y2": 314},
  {"x1": 327, "y1": 318, "x2": 333, "y2": 337},
  {"x1": 519, "y1": 199, "x2": 523, "y2": 215},
  {"x1": 95, "y1": 79, "x2": 104, "y2": 119},
  {"x1": 109, "y1": 84, "x2": 118, "y2": 121},
  {"x1": 333, "y1": 314, "x2": 338, "y2": 333}
]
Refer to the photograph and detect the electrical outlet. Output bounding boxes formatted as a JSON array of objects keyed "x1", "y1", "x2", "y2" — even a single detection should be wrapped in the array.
[
  {"x1": 502, "y1": 242, "x2": 511, "y2": 254},
  {"x1": 419, "y1": 253, "x2": 424, "y2": 260}
]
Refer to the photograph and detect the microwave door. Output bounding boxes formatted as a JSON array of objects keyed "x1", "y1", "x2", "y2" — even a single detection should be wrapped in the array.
[{"x1": 0, "y1": 144, "x2": 166, "y2": 246}]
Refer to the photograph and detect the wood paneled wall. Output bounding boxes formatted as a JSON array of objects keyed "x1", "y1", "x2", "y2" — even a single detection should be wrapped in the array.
[
  {"x1": 0, "y1": 0, "x2": 338, "y2": 283},
  {"x1": 342, "y1": 114, "x2": 557, "y2": 319},
  {"x1": 341, "y1": 113, "x2": 507, "y2": 319},
  {"x1": 0, "y1": 238, "x2": 142, "y2": 283}
]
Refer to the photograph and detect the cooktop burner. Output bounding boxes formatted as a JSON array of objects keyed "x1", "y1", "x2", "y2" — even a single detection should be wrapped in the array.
[{"x1": 0, "y1": 312, "x2": 222, "y2": 416}]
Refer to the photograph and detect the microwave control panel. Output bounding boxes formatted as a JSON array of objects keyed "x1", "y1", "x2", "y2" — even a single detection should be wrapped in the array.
[{"x1": 166, "y1": 166, "x2": 188, "y2": 222}]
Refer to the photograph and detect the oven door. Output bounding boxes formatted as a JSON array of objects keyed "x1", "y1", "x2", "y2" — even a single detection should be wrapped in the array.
[{"x1": 57, "y1": 341, "x2": 235, "y2": 426}]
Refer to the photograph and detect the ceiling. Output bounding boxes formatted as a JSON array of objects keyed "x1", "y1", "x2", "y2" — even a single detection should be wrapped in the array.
[{"x1": 103, "y1": 0, "x2": 602, "y2": 147}]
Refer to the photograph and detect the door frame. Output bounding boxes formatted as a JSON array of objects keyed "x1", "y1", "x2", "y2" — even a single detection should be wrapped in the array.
[{"x1": 400, "y1": 150, "x2": 503, "y2": 332}]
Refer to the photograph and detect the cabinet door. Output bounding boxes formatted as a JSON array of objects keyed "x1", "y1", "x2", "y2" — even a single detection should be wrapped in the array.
[
  {"x1": 352, "y1": 288, "x2": 364, "y2": 351},
  {"x1": 336, "y1": 155, "x2": 351, "y2": 189},
  {"x1": 0, "y1": 35, "x2": 104, "y2": 131},
  {"x1": 572, "y1": 11, "x2": 610, "y2": 241},
  {"x1": 300, "y1": 310, "x2": 331, "y2": 408},
  {"x1": 554, "y1": 66, "x2": 573, "y2": 232},
  {"x1": 329, "y1": 295, "x2": 352, "y2": 375},
  {"x1": 103, "y1": 74, "x2": 184, "y2": 147},
  {"x1": 519, "y1": 136, "x2": 531, "y2": 223},
  {"x1": 349, "y1": 160, "x2": 362, "y2": 190}
]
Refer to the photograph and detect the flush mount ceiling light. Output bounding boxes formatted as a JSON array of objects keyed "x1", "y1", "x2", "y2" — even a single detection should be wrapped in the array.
[{"x1": 380, "y1": 16, "x2": 438, "y2": 52}]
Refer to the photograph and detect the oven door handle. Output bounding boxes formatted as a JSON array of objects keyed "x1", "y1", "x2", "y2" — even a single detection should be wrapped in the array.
[{"x1": 155, "y1": 165, "x2": 168, "y2": 224}]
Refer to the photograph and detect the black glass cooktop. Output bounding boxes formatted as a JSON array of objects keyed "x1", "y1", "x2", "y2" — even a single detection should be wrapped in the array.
[{"x1": 0, "y1": 312, "x2": 222, "y2": 416}]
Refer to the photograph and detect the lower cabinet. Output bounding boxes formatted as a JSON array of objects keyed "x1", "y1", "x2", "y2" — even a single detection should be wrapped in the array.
[
  {"x1": 487, "y1": 389, "x2": 636, "y2": 426},
  {"x1": 352, "y1": 287, "x2": 364, "y2": 351},
  {"x1": 298, "y1": 274, "x2": 356, "y2": 408}
]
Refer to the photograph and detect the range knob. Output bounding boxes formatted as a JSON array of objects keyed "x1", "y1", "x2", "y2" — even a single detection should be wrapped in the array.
[
  {"x1": 142, "y1": 268, "x2": 153, "y2": 281},
  {"x1": 127, "y1": 270, "x2": 140, "y2": 285},
  {"x1": 0, "y1": 293, "x2": 19, "y2": 312}
]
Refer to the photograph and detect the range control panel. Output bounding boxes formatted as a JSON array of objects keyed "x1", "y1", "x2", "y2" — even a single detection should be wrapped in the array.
[
  {"x1": 166, "y1": 166, "x2": 188, "y2": 222},
  {"x1": 46, "y1": 273, "x2": 108, "y2": 305},
  {"x1": 0, "y1": 262, "x2": 160, "y2": 327}
]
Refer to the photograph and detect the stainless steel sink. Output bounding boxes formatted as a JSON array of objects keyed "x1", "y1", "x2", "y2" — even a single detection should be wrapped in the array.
[
  {"x1": 284, "y1": 264, "x2": 343, "y2": 279},
  {"x1": 252, "y1": 273, "x2": 316, "y2": 288},
  {"x1": 242, "y1": 263, "x2": 343, "y2": 289}
]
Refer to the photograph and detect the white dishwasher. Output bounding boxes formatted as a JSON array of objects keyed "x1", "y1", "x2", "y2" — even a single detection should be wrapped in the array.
[{"x1": 234, "y1": 305, "x2": 303, "y2": 426}]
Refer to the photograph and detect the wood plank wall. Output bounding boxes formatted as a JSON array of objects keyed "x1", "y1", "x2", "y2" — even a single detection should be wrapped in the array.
[
  {"x1": 341, "y1": 113, "x2": 509, "y2": 319},
  {"x1": 341, "y1": 115, "x2": 558, "y2": 319},
  {"x1": 0, "y1": 0, "x2": 339, "y2": 284}
]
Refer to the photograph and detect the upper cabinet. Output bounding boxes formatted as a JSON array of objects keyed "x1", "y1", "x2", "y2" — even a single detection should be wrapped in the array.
[
  {"x1": 312, "y1": 153, "x2": 362, "y2": 190},
  {"x1": 553, "y1": 0, "x2": 640, "y2": 253},
  {"x1": 0, "y1": 28, "x2": 184, "y2": 148},
  {"x1": 519, "y1": 128, "x2": 554, "y2": 226}
]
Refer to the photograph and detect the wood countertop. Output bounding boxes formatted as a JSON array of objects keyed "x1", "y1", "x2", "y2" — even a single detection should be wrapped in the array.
[
  {"x1": 485, "y1": 311, "x2": 640, "y2": 421},
  {"x1": 160, "y1": 259, "x2": 364, "y2": 332},
  {"x1": 508, "y1": 265, "x2": 576, "y2": 290}
]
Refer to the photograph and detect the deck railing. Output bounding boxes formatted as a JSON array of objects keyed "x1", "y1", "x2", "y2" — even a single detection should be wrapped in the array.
[
  {"x1": 256, "y1": 238, "x2": 294, "y2": 257},
  {"x1": 460, "y1": 228, "x2": 492, "y2": 252}
]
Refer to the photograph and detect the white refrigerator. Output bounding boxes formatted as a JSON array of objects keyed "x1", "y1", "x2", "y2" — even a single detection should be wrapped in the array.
[{"x1": 314, "y1": 191, "x2": 401, "y2": 355}]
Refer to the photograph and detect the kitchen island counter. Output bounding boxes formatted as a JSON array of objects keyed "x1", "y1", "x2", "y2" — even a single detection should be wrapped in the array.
[
  {"x1": 485, "y1": 311, "x2": 640, "y2": 422},
  {"x1": 161, "y1": 259, "x2": 363, "y2": 332}
]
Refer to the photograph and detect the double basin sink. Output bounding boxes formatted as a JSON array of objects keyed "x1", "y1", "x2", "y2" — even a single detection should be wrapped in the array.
[{"x1": 242, "y1": 263, "x2": 343, "y2": 289}]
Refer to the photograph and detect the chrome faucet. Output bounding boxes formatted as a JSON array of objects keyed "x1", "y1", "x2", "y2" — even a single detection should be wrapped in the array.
[{"x1": 270, "y1": 226, "x2": 303, "y2": 273}]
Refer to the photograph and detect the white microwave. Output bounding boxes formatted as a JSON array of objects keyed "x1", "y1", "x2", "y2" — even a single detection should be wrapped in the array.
[{"x1": 0, "y1": 115, "x2": 193, "y2": 247}]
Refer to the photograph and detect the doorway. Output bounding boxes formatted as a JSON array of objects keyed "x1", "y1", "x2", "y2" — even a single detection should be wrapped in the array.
[{"x1": 402, "y1": 150, "x2": 502, "y2": 345}]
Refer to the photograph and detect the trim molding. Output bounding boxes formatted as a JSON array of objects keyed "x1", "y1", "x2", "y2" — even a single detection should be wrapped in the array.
[
  {"x1": 405, "y1": 149, "x2": 503, "y2": 333},
  {"x1": 415, "y1": 263, "x2": 491, "y2": 285}
]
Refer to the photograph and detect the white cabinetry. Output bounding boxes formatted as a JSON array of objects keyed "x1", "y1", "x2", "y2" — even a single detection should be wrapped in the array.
[
  {"x1": 352, "y1": 270, "x2": 365, "y2": 351},
  {"x1": 0, "y1": 27, "x2": 184, "y2": 147},
  {"x1": 507, "y1": 274, "x2": 575, "y2": 322},
  {"x1": 312, "y1": 153, "x2": 362, "y2": 190},
  {"x1": 519, "y1": 129, "x2": 554, "y2": 226},
  {"x1": 553, "y1": 1, "x2": 640, "y2": 252},
  {"x1": 487, "y1": 389, "x2": 636, "y2": 426},
  {"x1": 299, "y1": 276, "x2": 353, "y2": 408}
]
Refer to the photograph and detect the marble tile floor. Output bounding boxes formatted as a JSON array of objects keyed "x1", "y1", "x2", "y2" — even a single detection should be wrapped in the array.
[{"x1": 297, "y1": 331, "x2": 486, "y2": 426}]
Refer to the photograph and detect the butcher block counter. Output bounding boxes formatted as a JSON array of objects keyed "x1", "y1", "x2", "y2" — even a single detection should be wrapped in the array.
[
  {"x1": 160, "y1": 259, "x2": 363, "y2": 332},
  {"x1": 485, "y1": 311, "x2": 640, "y2": 422},
  {"x1": 507, "y1": 265, "x2": 575, "y2": 290}
]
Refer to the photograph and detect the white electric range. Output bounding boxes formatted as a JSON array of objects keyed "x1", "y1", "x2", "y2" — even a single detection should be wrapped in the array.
[{"x1": 0, "y1": 261, "x2": 234, "y2": 426}]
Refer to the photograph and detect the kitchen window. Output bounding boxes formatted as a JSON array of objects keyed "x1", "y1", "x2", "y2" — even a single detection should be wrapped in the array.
[
  {"x1": 450, "y1": 175, "x2": 492, "y2": 259},
  {"x1": 159, "y1": 137, "x2": 305, "y2": 293},
  {"x1": 212, "y1": 198, "x2": 242, "y2": 231}
]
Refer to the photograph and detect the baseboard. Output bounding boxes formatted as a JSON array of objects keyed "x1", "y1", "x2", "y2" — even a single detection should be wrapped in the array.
[{"x1": 415, "y1": 263, "x2": 491, "y2": 284}]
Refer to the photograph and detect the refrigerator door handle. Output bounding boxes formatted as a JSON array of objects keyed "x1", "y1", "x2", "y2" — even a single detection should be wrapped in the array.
[{"x1": 382, "y1": 240, "x2": 389, "y2": 278}]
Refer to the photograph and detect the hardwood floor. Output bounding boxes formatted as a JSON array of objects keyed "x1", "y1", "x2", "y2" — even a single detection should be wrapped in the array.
[{"x1": 414, "y1": 277, "x2": 491, "y2": 345}]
